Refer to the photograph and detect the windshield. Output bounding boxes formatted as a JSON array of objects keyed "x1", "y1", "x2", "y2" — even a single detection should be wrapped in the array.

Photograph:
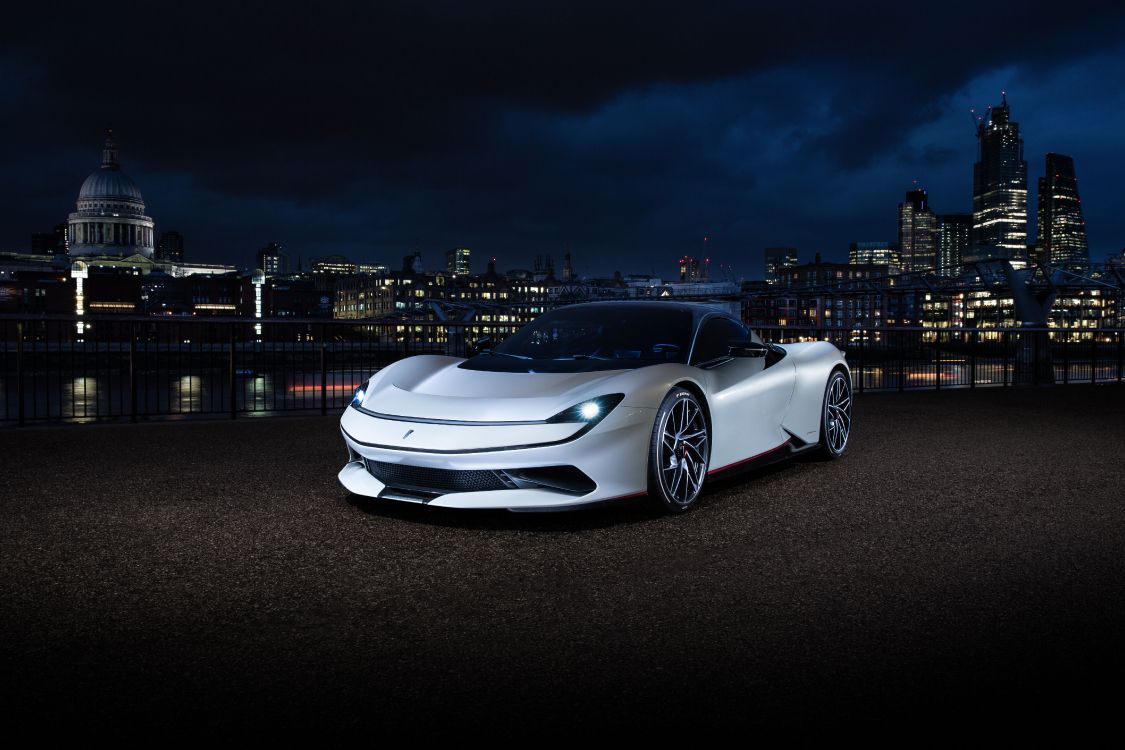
[{"x1": 460, "y1": 304, "x2": 694, "y2": 373}]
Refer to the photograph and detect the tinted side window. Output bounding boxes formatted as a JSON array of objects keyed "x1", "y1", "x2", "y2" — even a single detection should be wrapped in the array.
[{"x1": 690, "y1": 318, "x2": 749, "y2": 365}]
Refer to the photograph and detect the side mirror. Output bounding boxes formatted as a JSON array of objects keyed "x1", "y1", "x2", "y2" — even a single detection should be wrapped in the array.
[
  {"x1": 728, "y1": 340, "x2": 768, "y2": 358},
  {"x1": 472, "y1": 336, "x2": 493, "y2": 354}
]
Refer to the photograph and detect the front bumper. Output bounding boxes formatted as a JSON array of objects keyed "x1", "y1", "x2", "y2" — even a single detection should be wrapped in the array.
[{"x1": 338, "y1": 403, "x2": 654, "y2": 510}]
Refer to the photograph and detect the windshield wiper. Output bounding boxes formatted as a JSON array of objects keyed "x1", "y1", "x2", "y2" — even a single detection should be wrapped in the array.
[
  {"x1": 481, "y1": 350, "x2": 532, "y2": 360},
  {"x1": 553, "y1": 354, "x2": 611, "y2": 361}
]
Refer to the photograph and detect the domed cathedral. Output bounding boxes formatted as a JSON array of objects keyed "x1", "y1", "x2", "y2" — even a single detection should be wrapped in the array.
[{"x1": 67, "y1": 131, "x2": 156, "y2": 258}]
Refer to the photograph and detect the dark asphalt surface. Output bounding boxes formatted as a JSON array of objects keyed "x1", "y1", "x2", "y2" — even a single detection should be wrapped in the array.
[{"x1": 2, "y1": 385, "x2": 1124, "y2": 734}]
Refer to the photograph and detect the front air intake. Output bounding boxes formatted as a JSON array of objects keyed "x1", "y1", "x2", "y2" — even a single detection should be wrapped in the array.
[
  {"x1": 366, "y1": 461, "x2": 509, "y2": 494},
  {"x1": 365, "y1": 461, "x2": 596, "y2": 498}
]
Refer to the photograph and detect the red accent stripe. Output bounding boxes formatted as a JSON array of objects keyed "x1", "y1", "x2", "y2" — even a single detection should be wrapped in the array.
[
  {"x1": 603, "y1": 490, "x2": 649, "y2": 502},
  {"x1": 706, "y1": 439, "x2": 792, "y2": 476}
]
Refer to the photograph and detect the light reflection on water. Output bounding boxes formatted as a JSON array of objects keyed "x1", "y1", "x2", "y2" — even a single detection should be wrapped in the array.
[
  {"x1": 243, "y1": 374, "x2": 273, "y2": 411},
  {"x1": 64, "y1": 376, "x2": 100, "y2": 421},
  {"x1": 170, "y1": 375, "x2": 205, "y2": 413}
]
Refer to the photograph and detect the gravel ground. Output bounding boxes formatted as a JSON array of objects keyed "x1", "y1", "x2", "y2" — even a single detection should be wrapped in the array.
[{"x1": 2, "y1": 385, "x2": 1124, "y2": 734}]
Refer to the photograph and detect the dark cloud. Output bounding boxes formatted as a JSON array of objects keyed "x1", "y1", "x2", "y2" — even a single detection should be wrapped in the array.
[{"x1": 2, "y1": 1, "x2": 1124, "y2": 274}]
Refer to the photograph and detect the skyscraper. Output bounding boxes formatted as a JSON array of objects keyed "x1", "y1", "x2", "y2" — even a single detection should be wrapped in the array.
[
  {"x1": 1036, "y1": 153, "x2": 1088, "y2": 268},
  {"x1": 156, "y1": 231, "x2": 184, "y2": 262},
  {"x1": 972, "y1": 94, "x2": 1028, "y2": 262},
  {"x1": 937, "y1": 214, "x2": 972, "y2": 276},
  {"x1": 445, "y1": 247, "x2": 471, "y2": 276},
  {"x1": 898, "y1": 188, "x2": 938, "y2": 272},
  {"x1": 764, "y1": 247, "x2": 798, "y2": 285}
]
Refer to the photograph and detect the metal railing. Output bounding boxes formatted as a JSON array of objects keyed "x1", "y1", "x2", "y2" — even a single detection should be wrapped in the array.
[
  {"x1": 758, "y1": 326, "x2": 1124, "y2": 393},
  {"x1": 2, "y1": 314, "x2": 1123, "y2": 425}
]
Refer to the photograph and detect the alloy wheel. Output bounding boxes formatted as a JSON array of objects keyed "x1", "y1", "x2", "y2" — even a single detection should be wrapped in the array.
[
  {"x1": 658, "y1": 396, "x2": 709, "y2": 506},
  {"x1": 825, "y1": 373, "x2": 852, "y2": 455}
]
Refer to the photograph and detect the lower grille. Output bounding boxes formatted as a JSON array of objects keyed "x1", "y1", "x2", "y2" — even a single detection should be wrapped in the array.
[
  {"x1": 366, "y1": 461, "x2": 510, "y2": 494},
  {"x1": 365, "y1": 461, "x2": 597, "y2": 498}
]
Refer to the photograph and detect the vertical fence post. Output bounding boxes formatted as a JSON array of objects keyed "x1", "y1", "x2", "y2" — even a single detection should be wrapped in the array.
[
  {"x1": 934, "y1": 329, "x2": 942, "y2": 391},
  {"x1": 1062, "y1": 333, "x2": 1069, "y2": 385},
  {"x1": 970, "y1": 330, "x2": 977, "y2": 388},
  {"x1": 1003, "y1": 330, "x2": 1009, "y2": 387},
  {"x1": 229, "y1": 323, "x2": 237, "y2": 420},
  {"x1": 1032, "y1": 331, "x2": 1040, "y2": 386},
  {"x1": 1118, "y1": 331, "x2": 1123, "y2": 383},
  {"x1": 16, "y1": 321, "x2": 25, "y2": 427},
  {"x1": 129, "y1": 322, "x2": 138, "y2": 423},
  {"x1": 320, "y1": 324, "x2": 328, "y2": 416},
  {"x1": 1091, "y1": 332, "x2": 1096, "y2": 385},
  {"x1": 857, "y1": 327, "x2": 865, "y2": 394},
  {"x1": 897, "y1": 329, "x2": 905, "y2": 392}
]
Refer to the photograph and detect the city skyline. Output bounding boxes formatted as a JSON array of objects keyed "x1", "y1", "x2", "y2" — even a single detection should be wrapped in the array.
[{"x1": 2, "y1": 2, "x2": 1125, "y2": 276}]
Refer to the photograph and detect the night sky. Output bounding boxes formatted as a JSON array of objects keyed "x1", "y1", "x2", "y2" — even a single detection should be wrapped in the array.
[{"x1": 3, "y1": 1, "x2": 1124, "y2": 277}]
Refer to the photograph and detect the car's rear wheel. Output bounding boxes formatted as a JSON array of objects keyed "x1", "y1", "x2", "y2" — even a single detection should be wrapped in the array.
[
  {"x1": 818, "y1": 370, "x2": 852, "y2": 459},
  {"x1": 648, "y1": 388, "x2": 710, "y2": 513}
]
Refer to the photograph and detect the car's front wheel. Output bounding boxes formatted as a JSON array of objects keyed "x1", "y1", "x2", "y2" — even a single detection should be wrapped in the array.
[{"x1": 648, "y1": 388, "x2": 710, "y2": 513}]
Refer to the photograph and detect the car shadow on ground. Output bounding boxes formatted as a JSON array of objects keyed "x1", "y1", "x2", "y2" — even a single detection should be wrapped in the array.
[{"x1": 344, "y1": 455, "x2": 805, "y2": 531}]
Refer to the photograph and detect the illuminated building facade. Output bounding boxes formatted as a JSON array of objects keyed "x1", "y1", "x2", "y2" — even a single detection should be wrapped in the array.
[
  {"x1": 68, "y1": 132, "x2": 156, "y2": 258},
  {"x1": 257, "y1": 243, "x2": 288, "y2": 276},
  {"x1": 849, "y1": 241, "x2": 900, "y2": 270},
  {"x1": 311, "y1": 255, "x2": 357, "y2": 275},
  {"x1": 971, "y1": 95, "x2": 1028, "y2": 262},
  {"x1": 937, "y1": 214, "x2": 971, "y2": 276},
  {"x1": 445, "y1": 247, "x2": 471, "y2": 276},
  {"x1": 898, "y1": 188, "x2": 938, "y2": 272},
  {"x1": 334, "y1": 275, "x2": 395, "y2": 319},
  {"x1": 765, "y1": 258, "x2": 896, "y2": 328},
  {"x1": 1036, "y1": 153, "x2": 1088, "y2": 268},
  {"x1": 764, "y1": 247, "x2": 798, "y2": 285}
]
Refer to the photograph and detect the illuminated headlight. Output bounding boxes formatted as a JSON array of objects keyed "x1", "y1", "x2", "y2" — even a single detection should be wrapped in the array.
[
  {"x1": 547, "y1": 394, "x2": 625, "y2": 425},
  {"x1": 352, "y1": 386, "x2": 366, "y2": 407}
]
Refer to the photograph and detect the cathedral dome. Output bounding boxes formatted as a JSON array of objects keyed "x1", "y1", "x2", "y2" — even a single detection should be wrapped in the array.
[
  {"x1": 67, "y1": 131, "x2": 156, "y2": 259},
  {"x1": 78, "y1": 167, "x2": 144, "y2": 203}
]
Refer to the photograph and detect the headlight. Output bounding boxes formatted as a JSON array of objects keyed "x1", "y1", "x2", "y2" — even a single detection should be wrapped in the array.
[
  {"x1": 351, "y1": 386, "x2": 366, "y2": 407},
  {"x1": 546, "y1": 394, "x2": 625, "y2": 425}
]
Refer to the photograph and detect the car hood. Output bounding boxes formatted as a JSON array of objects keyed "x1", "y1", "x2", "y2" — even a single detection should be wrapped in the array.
[{"x1": 362, "y1": 356, "x2": 632, "y2": 422}]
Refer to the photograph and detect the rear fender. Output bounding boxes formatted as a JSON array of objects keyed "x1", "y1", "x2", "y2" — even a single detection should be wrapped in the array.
[{"x1": 777, "y1": 341, "x2": 849, "y2": 444}]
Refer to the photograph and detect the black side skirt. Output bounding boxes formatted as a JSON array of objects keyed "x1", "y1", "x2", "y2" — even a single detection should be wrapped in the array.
[{"x1": 706, "y1": 431, "x2": 818, "y2": 481}]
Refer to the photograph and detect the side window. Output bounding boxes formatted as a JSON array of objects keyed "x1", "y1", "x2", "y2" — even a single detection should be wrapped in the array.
[{"x1": 690, "y1": 318, "x2": 748, "y2": 365}]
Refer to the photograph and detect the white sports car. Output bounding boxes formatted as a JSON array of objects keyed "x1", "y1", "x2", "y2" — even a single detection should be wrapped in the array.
[{"x1": 339, "y1": 301, "x2": 851, "y2": 513}]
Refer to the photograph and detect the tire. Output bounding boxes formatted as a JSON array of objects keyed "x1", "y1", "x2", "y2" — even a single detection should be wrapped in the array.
[
  {"x1": 648, "y1": 388, "x2": 710, "y2": 513},
  {"x1": 817, "y1": 369, "x2": 852, "y2": 459}
]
